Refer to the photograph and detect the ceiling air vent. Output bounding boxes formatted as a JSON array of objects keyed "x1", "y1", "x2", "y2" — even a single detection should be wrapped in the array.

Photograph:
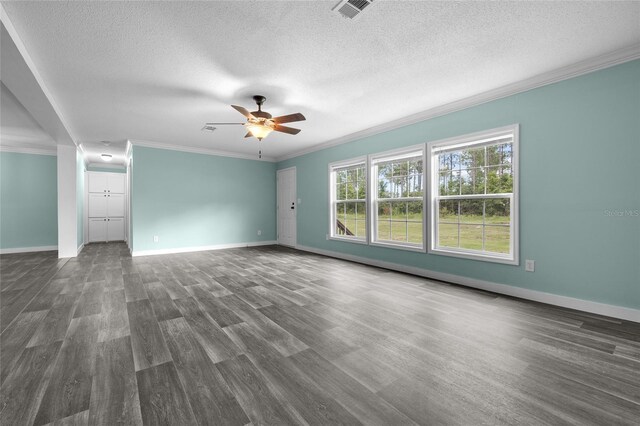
[{"x1": 333, "y1": 0, "x2": 375, "y2": 20}]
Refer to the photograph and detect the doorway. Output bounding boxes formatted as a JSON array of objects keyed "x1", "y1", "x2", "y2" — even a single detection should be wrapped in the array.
[{"x1": 277, "y1": 167, "x2": 296, "y2": 247}]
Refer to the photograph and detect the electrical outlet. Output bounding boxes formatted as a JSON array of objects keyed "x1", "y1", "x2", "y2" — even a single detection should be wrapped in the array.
[
  {"x1": 525, "y1": 259, "x2": 535, "y2": 272},
  {"x1": 153, "y1": 235, "x2": 159, "y2": 243},
  {"x1": 257, "y1": 230, "x2": 262, "y2": 236}
]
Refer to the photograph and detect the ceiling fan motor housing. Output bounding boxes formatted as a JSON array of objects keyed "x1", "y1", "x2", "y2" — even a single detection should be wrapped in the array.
[
  {"x1": 251, "y1": 110, "x2": 272, "y2": 119},
  {"x1": 251, "y1": 95, "x2": 272, "y2": 119}
]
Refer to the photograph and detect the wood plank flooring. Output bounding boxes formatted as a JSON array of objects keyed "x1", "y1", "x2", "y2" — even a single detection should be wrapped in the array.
[{"x1": 1, "y1": 242, "x2": 639, "y2": 425}]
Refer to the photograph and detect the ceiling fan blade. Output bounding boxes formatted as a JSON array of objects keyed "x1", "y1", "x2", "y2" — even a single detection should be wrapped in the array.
[
  {"x1": 272, "y1": 113, "x2": 306, "y2": 124},
  {"x1": 205, "y1": 122, "x2": 245, "y2": 125},
  {"x1": 244, "y1": 132, "x2": 253, "y2": 138},
  {"x1": 274, "y1": 124, "x2": 301, "y2": 135},
  {"x1": 231, "y1": 105, "x2": 255, "y2": 119}
]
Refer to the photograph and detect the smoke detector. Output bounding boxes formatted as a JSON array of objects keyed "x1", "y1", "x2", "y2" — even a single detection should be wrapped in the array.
[{"x1": 333, "y1": 0, "x2": 375, "y2": 20}]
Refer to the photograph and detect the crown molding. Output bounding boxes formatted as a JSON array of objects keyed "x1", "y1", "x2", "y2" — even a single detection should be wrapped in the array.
[
  {"x1": 0, "y1": 4, "x2": 78, "y2": 147},
  {"x1": 129, "y1": 139, "x2": 276, "y2": 162},
  {"x1": 125, "y1": 140, "x2": 133, "y2": 159},
  {"x1": 0, "y1": 144, "x2": 57, "y2": 156},
  {"x1": 77, "y1": 143, "x2": 90, "y2": 168},
  {"x1": 277, "y1": 44, "x2": 640, "y2": 162}
]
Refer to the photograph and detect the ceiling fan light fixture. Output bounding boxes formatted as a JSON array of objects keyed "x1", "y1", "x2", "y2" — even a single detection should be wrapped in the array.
[
  {"x1": 101, "y1": 153, "x2": 113, "y2": 162},
  {"x1": 246, "y1": 122, "x2": 274, "y2": 141}
]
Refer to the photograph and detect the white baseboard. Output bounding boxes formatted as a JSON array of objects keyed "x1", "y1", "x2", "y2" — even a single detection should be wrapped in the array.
[
  {"x1": 76, "y1": 243, "x2": 84, "y2": 256},
  {"x1": 296, "y1": 244, "x2": 640, "y2": 323},
  {"x1": 0, "y1": 245, "x2": 58, "y2": 254},
  {"x1": 132, "y1": 240, "x2": 277, "y2": 257}
]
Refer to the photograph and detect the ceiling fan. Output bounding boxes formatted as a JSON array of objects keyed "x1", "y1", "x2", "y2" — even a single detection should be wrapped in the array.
[{"x1": 204, "y1": 95, "x2": 305, "y2": 157}]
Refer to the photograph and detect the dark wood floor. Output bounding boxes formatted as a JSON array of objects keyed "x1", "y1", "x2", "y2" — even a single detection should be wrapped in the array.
[{"x1": 1, "y1": 243, "x2": 639, "y2": 425}]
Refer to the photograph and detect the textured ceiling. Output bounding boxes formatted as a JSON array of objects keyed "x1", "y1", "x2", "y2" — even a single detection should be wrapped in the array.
[{"x1": 1, "y1": 1, "x2": 639, "y2": 163}]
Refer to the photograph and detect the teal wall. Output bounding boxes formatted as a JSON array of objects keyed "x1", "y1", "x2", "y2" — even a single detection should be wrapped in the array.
[
  {"x1": 0, "y1": 152, "x2": 58, "y2": 249},
  {"x1": 87, "y1": 165, "x2": 126, "y2": 173},
  {"x1": 76, "y1": 150, "x2": 85, "y2": 249},
  {"x1": 131, "y1": 146, "x2": 276, "y2": 252},
  {"x1": 278, "y1": 60, "x2": 640, "y2": 310}
]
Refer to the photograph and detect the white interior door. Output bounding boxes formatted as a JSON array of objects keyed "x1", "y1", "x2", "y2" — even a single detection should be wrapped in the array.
[
  {"x1": 88, "y1": 193, "x2": 108, "y2": 217},
  {"x1": 107, "y1": 218, "x2": 125, "y2": 241},
  {"x1": 88, "y1": 172, "x2": 108, "y2": 193},
  {"x1": 89, "y1": 218, "x2": 107, "y2": 242},
  {"x1": 107, "y1": 174, "x2": 126, "y2": 194},
  {"x1": 277, "y1": 167, "x2": 296, "y2": 247},
  {"x1": 107, "y1": 193, "x2": 125, "y2": 217}
]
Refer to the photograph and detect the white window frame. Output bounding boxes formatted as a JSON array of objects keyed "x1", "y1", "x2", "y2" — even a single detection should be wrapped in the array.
[
  {"x1": 328, "y1": 157, "x2": 368, "y2": 244},
  {"x1": 427, "y1": 124, "x2": 519, "y2": 265},
  {"x1": 369, "y1": 144, "x2": 426, "y2": 252}
]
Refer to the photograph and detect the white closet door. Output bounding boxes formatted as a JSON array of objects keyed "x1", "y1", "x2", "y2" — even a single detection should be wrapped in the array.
[
  {"x1": 89, "y1": 218, "x2": 107, "y2": 242},
  {"x1": 107, "y1": 193, "x2": 125, "y2": 217},
  {"x1": 107, "y1": 218, "x2": 125, "y2": 241},
  {"x1": 88, "y1": 172, "x2": 108, "y2": 193},
  {"x1": 107, "y1": 174, "x2": 125, "y2": 194},
  {"x1": 88, "y1": 193, "x2": 108, "y2": 217}
]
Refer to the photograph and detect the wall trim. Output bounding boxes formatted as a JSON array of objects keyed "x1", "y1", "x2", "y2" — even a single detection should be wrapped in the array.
[
  {"x1": 277, "y1": 44, "x2": 640, "y2": 162},
  {"x1": 76, "y1": 243, "x2": 84, "y2": 256},
  {"x1": 0, "y1": 245, "x2": 58, "y2": 254},
  {"x1": 0, "y1": 145, "x2": 57, "y2": 156},
  {"x1": 131, "y1": 240, "x2": 277, "y2": 257},
  {"x1": 295, "y1": 244, "x2": 640, "y2": 323},
  {"x1": 130, "y1": 139, "x2": 276, "y2": 163}
]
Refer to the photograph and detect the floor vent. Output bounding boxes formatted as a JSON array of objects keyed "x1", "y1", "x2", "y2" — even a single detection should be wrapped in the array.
[{"x1": 333, "y1": 0, "x2": 375, "y2": 20}]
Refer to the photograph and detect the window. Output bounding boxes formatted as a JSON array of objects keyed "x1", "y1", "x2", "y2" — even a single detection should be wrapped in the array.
[
  {"x1": 370, "y1": 147, "x2": 425, "y2": 250},
  {"x1": 428, "y1": 125, "x2": 519, "y2": 264},
  {"x1": 329, "y1": 158, "x2": 367, "y2": 242}
]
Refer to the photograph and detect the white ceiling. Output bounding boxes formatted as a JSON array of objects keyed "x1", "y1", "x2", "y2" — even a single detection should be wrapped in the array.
[
  {"x1": 0, "y1": 82, "x2": 55, "y2": 152},
  {"x1": 1, "y1": 1, "x2": 639, "y2": 164}
]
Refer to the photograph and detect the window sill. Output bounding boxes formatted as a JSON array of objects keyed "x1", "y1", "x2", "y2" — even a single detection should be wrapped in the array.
[
  {"x1": 370, "y1": 240, "x2": 425, "y2": 253},
  {"x1": 329, "y1": 236, "x2": 368, "y2": 245},
  {"x1": 429, "y1": 247, "x2": 518, "y2": 265}
]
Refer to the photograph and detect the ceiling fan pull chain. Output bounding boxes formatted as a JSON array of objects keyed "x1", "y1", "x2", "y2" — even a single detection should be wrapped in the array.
[{"x1": 259, "y1": 140, "x2": 262, "y2": 159}]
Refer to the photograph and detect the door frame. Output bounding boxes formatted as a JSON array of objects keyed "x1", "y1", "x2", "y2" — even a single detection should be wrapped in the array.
[{"x1": 277, "y1": 166, "x2": 297, "y2": 247}]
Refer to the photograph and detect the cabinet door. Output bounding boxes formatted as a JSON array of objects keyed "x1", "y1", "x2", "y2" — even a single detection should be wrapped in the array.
[
  {"x1": 88, "y1": 172, "x2": 108, "y2": 193},
  {"x1": 88, "y1": 193, "x2": 108, "y2": 217},
  {"x1": 107, "y1": 193, "x2": 125, "y2": 217},
  {"x1": 89, "y1": 218, "x2": 107, "y2": 242},
  {"x1": 107, "y1": 218, "x2": 125, "y2": 241},
  {"x1": 107, "y1": 174, "x2": 126, "y2": 194}
]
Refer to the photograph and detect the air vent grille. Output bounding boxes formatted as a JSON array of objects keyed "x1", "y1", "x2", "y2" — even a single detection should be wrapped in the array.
[
  {"x1": 348, "y1": 0, "x2": 370, "y2": 11},
  {"x1": 333, "y1": 0, "x2": 375, "y2": 20},
  {"x1": 338, "y1": 3, "x2": 360, "y2": 19}
]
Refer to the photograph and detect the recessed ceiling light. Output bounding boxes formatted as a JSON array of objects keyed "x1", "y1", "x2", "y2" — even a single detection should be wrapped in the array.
[{"x1": 101, "y1": 154, "x2": 113, "y2": 161}]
